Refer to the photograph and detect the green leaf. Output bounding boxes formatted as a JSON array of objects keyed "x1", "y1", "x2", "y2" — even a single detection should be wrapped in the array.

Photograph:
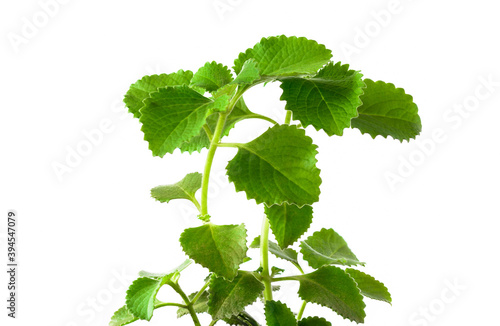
[
  {"x1": 266, "y1": 203, "x2": 313, "y2": 249},
  {"x1": 109, "y1": 306, "x2": 138, "y2": 326},
  {"x1": 226, "y1": 125, "x2": 321, "y2": 207},
  {"x1": 298, "y1": 317, "x2": 332, "y2": 326},
  {"x1": 264, "y1": 301, "x2": 298, "y2": 326},
  {"x1": 250, "y1": 236, "x2": 299, "y2": 267},
  {"x1": 208, "y1": 271, "x2": 264, "y2": 320},
  {"x1": 191, "y1": 61, "x2": 233, "y2": 92},
  {"x1": 280, "y1": 62, "x2": 365, "y2": 136},
  {"x1": 126, "y1": 260, "x2": 191, "y2": 320},
  {"x1": 234, "y1": 35, "x2": 332, "y2": 78},
  {"x1": 271, "y1": 266, "x2": 285, "y2": 277},
  {"x1": 150, "y1": 172, "x2": 201, "y2": 206},
  {"x1": 233, "y1": 59, "x2": 260, "y2": 85},
  {"x1": 139, "y1": 86, "x2": 213, "y2": 157},
  {"x1": 180, "y1": 223, "x2": 248, "y2": 280},
  {"x1": 177, "y1": 291, "x2": 209, "y2": 318},
  {"x1": 178, "y1": 97, "x2": 253, "y2": 153},
  {"x1": 292, "y1": 266, "x2": 366, "y2": 323},
  {"x1": 346, "y1": 269, "x2": 392, "y2": 304},
  {"x1": 124, "y1": 70, "x2": 194, "y2": 118},
  {"x1": 351, "y1": 79, "x2": 421, "y2": 141},
  {"x1": 300, "y1": 228, "x2": 364, "y2": 268},
  {"x1": 223, "y1": 311, "x2": 261, "y2": 326}
]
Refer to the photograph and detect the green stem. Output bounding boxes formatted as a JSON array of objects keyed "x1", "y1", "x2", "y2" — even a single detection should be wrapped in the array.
[
  {"x1": 170, "y1": 282, "x2": 202, "y2": 326},
  {"x1": 271, "y1": 276, "x2": 298, "y2": 282},
  {"x1": 284, "y1": 110, "x2": 292, "y2": 124},
  {"x1": 155, "y1": 302, "x2": 187, "y2": 309},
  {"x1": 200, "y1": 112, "x2": 228, "y2": 219},
  {"x1": 260, "y1": 216, "x2": 273, "y2": 301},
  {"x1": 245, "y1": 114, "x2": 278, "y2": 125},
  {"x1": 297, "y1": 300, "x2": 307, "y2": 321},
  {"x1": 208, "y1": 321, "x2": 218, "y2": 326},
  {"x1": 216, "y1": 143, "x2": 241, "y2": 148},
  {"x1": 191, "y1": 278, "x2": 211, "y2": 305}
]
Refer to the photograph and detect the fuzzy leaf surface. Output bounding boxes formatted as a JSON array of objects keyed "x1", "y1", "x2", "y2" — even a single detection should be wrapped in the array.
[
  {"x1": 293, "y1": 266, "x2": 366, "y2": 323},
  {"x1": 280, "y1": 62, "x2": 365, "y2": 136},
  {"x1": 177, "y1": 291, "x2": 209, "y2": 318},
  {"x1": 346, "y1": 269, "x2": 392, "y2": 304},
  {"x1": 301, "y1": 228, "x2": 364, "y2": 268},
  {"x1": 298, "y1": 317, "x2": 332, "y2": 326},
  {"x1": 226, "y1": 125, "x2": 321, "y2": 207},
  {"x1": 180, "y1": 223, "x2": 247, "y2": 280},
  {"x1": 150, "y1": 172, "x2": 201, "y2": 205},
  {"x1": 234, "y1": 35, "x2": 332, "y2": 77},
  {"x1": 140, "y1": 86, "x2": 213, "y2": 157},
  {"x1": 223, "y1": 311, "x2": 261, "y2": 325},
  {"x1": 208, "y1": 271, "x2": 264, "y2": 320},
  {"x1": 109, "y1": 306, "x2": 137, "y2": 326},
  {"x1": 264, "y1": 301, "x2": 297, "y2": 326},
  {"x1": 233, "y1": 59, "x2": 260, "y2": 85},
  {"x1": 191, "y1": 61, "x2": 233, "y2": 92},
  {"x1": 250, "y1": 236, "x2": 299, "y2": 266},
  {"x1": 351, "y1": 79, "x2": 421, "y2": 141},
  {"x1": 124, "y1": 70, "x2": 193, "y2": 118},
  {"x1": 266, "y1": 203, "x2": 313, "y2": 249}
]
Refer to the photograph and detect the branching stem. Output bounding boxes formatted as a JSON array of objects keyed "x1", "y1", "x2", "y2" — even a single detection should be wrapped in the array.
[{"x1": 260, "y1": 216, "x2": 273, "y2": 301}]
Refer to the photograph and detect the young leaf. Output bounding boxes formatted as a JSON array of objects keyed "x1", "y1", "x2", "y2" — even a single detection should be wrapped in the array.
[
  {"x1": 346, "y1": 269, "x2": 392, "y2": 304},
  {"x1": 150, "y1": 172, "x2": 201, "y2": 207},
  {"x1": 232, "y1": 59, "x2": 260, "y2": 85},
  {"x1": 139, "y1": 86, "x2": 213, "y2": 157},
  {"x1": 234, "y1": 35, "x2": 332, "y2": 78},
  {"x1": 191, "y1": 61, "x2": 233, "y2": 92},
  {"x1": 280, "y1": 62, "x2": 365, "y2": 136},
  {"x1": 109, "y1": 306, "x2": 138, "y2": 326},
  {"x1": 177, "y1": 291, "x2": 209, "y2": 318},
  {"x1": 264, "y1": 301, "x2": 298, "y2": 326},
  {"x1": 292, "y1": 266, "x2": 366, "y2": 323},
  {"x1": 226, "y1": 125, "x2": 321, "y2": 207},
  {"x1": 351, "y1": 79, "x2": 421, "y2": 141},
  {"x1": 124, "y1": 70, "x2": 194, "y2": 118},
  {"x1": 265, "y1": 203, "x2": 313, "y2": 249},
  {"x1": 298, "y1": 317, "x2": 332, "y2": 326},
  {"x1": 180, "y1": 223, "x2": 248, "y2": 280},
  {"x1": 250, "y1": 236, "x2": 299, "y2": 267},
  {"x1": 208, "y1": 271, "x2": 264, "y2": 320},
  {"x1": 300, "y1": 228, "x2": 364, "y2": 268},
  {"x1": 223, "y1": 311, "x2": 261, "y2": 325}
]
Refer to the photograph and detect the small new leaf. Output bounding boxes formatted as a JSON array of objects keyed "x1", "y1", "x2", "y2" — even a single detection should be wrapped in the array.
[
  {"x1": 250, "y1": 236, "x2": 299, "y2": 267},
  {"x1": 346, "y1": 269, "x2": 392, "y2": 304},
  {"x1": 208, "y1": 271, "x2": 264, "y2": 320},
  {"x1": 232, "y1": 59, "x2": 260, "y2": 85},
  {"x1": 191, "y1": 61, "x2": 233, "y2": 92},
  {"x1": 150, "y1": 172, "x2": 202, "y2": 207},
  {"x1": 109, "y1": 306, "x2": 137, "y2": 326},
  {"x1": 280, "y1": 62, "x2": 365, "y2": 136},
  {"x1": 180, "y1": 223, "x2": 248, "y2": 280},
  {"x1": 226, "y1": 125, "x2": 321, "y2": 207},
  {"x1": 124, "y1": 70, "x2": 194, "y2": 118},
  {"x1": 351, "y1": 79, "x2": 421, "y2": 141},
  {"x1": 301, "y1": 228, "x2": 364, "y2": 268},
  {"x1": 292, "y1": 266, "x2": 366, "y2": 323},
  {"x1": 298, "y1": 317, "x2": 332, "y2": 326},
  {"x1": 266, "y1": 203, "x2": 313, "y2": 249},
  {"x1": 264, "y1": 301, "x2": 297, "y2": 326}
]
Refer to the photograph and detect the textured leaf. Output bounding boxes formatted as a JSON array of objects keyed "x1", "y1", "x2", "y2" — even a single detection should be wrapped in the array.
[
  {"x1": 177, "y1": 291, "x2": 209, "y2": 318},
  {"x1": 150, "y1": 172, "x2": 201, "y2": 206},
  {"x1": 264, "y1": 301, "x2": 297, "y2": 326},
  {"x1": 266, "y1": 203, "x2": 313, "y2": 249},
  {"x1": 351, "y1": 79, "x2": 421, "y2": 141},
  {"x1": 223, "y1": 311, "x2": 261, "y2": 325},
  {"x1": 346, "y1": 269, "x2": 392, "y2": 304},
  {"x1": 300, "y1": 228, "x2": 364, "y2": 268},
  {"x1": 271, "y1": 266, "x2": 284, "y2": 277},
  {"x1": 208, "y1": 271, "x2": 264, "y2": 319},
  {"x1": 140, "y1": 86, "x2": 213, "y2": 157},
  {"x1": 180, "y1": 223, "x2": 248, "y2": 280},
  {"x1": 191, "y1": 61, "x2": 233, "y2": 92},
  {"x1": 292, "y1": 266, "x2": 366, "y2": 323},
  {"x1": 233, "y1": 59, "x2": 260, "y2": 85},
  {"x1": 124, "y1": 70, "x2": 193, "y2": 118},
  {"x1": 226, "y1": 125, "x2": 321, "y2": 207},
  {"x1": 109, "y1": 306, "x2": 137, "y2": 326},
  {"x1": 298, "y1": 317, "x2": 332, "y2": 326},
  {"x1": 126, "y1": 260, "x2": 191, "y2": 320},
  {"x1": 250, "y1": 236, "x2": 299, "y2": 266},
  {"x1": 234, "y1": 35, "x2": 332, "y2": 77},
  {"x1": 178, "y1": 97, "x2": 253, "y2": 153},
  {"x1": 280, "y1": 62, "x2": 365, "y2": 136}
]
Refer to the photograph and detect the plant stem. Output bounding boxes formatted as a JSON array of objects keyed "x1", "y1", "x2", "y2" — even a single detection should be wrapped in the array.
[
  {"x1": 200, "y1": 112, "x2": 228, "y2": 219},
  {"x1": 155, "y1": 302, "x2": 187, "y2": 309},
  {"x1": 260, "y1": 216, "x2": 273, "y2": 301},
  {"x1": 284, "y1": 110, "x2": 292, "y2": 124},
  {"x1": 216, "y1": 143, "x2": 241, "y2": 148},
  {"x1": 271, "y1": 276, "x2": 298, "y2": 282},
  {"x1": 246, "y1": 114, "x2": 278, "y2": 125},
  {"x1": 297, "y1": 300, "x2": 307, "y2": 321},
  {"x1": 170, "y1": 282, "x2": 202, "y2": 326},
  {"x1": 208, "y1": 321, "x2": 218, "y2": 326},
  {"x1": 191, "y1": 278, "x2": 211, "y2": 305}
]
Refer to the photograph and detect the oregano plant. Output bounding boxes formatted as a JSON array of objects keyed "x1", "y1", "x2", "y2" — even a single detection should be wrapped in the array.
[{"x1": 110, "y1": 35, "x2": 421, "y2": 326}]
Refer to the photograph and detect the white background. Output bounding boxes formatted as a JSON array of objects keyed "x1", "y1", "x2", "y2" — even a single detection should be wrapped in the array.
[{"x1": 1, "y1": 0, "x2": 499, "y2": 325}]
